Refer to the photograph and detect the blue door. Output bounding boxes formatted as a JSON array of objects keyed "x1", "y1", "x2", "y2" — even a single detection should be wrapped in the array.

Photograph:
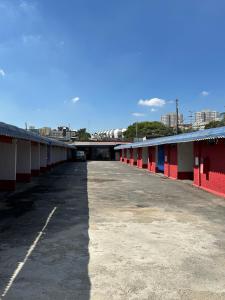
[{"x1": 157, "y1": 145, "x2": 165, "y2": 172}]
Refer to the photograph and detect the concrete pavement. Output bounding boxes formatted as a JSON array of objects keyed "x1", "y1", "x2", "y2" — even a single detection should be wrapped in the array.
[{"x1": 0, "y1": 161, "x2": 225, "y2": 299}]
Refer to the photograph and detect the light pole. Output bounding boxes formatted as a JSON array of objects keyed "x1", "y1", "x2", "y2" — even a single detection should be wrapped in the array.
[{"x1": 176, "y1": 99, "x2": 179, "y2": 134}]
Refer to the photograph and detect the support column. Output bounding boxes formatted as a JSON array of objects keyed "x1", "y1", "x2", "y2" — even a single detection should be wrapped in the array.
[
  {"x1": 137, "y1": 148, "x2": 142, "y2": 168},
  {"x1": 119, "y1": 150, "x2": 123, "y2": 162},
  {"x1": 115, "y1": 151, "x2": 120, "y2": 161},
  {"x1": 121, "y1": 149, "x2": 125, "y2": 162},
  {"x1": 40, "y1": 143, "x2": 48, "y2": 172},
  {"x1": 129, "y1": 148, "x2": 134, "y2": 165},
  {"x1": 16, "y1": 140, "x2": 31, "y2": 182},
  {"x1": 31, "y1": 142, "x2": 40, "y2": 176},
  {"x1": 124, "y1": 149, "x2": 127, "y2": 163},
  {"x1": 0, "y1": 136, "x2": 17, "y2": 190},
  {"x1": 47, "y1": 145, "x2": 52, "y2": 170}
]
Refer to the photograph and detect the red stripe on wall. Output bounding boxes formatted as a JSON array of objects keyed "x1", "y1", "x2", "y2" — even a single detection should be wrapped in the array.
[
  {"x1": 0, "y1": 180, "x2": 16, "y2": 190},
  {"x1": 16, "y1": 173, "x2": 32, "y2": 182},
  {"x1": 0, "y1": 136, "x2": 13, "y2": 144},
  {"x1": 31, "y1": 169, "x2": 40, "y2": 177}
]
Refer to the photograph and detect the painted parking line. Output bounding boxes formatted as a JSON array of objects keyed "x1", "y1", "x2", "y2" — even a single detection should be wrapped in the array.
[{"x1": 1, "y1": 207, "x2": 57, "y2": 299}]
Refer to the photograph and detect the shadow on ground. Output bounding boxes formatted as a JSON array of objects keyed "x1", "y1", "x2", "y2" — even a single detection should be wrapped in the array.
[{"x1": 0, "y1": 162, "x2": 90, "y2": 300}]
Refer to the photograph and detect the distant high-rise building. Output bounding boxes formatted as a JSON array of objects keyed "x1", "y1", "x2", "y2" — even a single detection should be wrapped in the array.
[
  {"x1": 39, "y1": 127, "x2": 51, "y2": 136},
  {"x1": 161, "y1": 113, "x2": 184, "y2": 127},
  {"x1": 194, "y1": 110, "x2": 220, "y2": 124}
]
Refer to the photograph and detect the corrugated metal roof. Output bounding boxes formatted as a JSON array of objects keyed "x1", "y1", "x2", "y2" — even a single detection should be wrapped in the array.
[
  {"x1": 0, "y1": 122, "x2": 75, "y2": 148},
  {"x1": 114, "y1": 126, "x2": 225, "y2": 150}
]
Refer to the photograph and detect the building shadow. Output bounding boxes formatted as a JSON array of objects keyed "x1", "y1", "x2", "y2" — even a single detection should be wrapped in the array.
[{"x1": 0, "y1": 162, "x2": 90, "y2": 300}]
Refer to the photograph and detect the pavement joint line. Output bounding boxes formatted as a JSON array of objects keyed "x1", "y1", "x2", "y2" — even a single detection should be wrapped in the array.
[{"x1": 0, "y1": 206, "x2": 57, "y2": 299}]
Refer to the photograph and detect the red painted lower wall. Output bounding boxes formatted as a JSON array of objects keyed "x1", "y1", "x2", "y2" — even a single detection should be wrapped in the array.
[
  {"x1": 123, "y1": 149, "x2": 128, "y2": 163},
  {"x1": 120, "y1": 150, "x2": 123, "y2": 162},
  {"x1": 129, "y1": 149, "x2": 134, "y2": 165},
  {"x1": 177, "y1": 172, "x2": 194, "y2": 180},
  {"x1": 16, "y1": 173, "x2": 31, "y2": 182},
  {"x1": 194, "y1": 140, "x2": 225, "y2": 197},
  {"x1": 164, "y1": 145, "x2": 178, "y2": 179},
  {"x1": 137, "y1": 148, "x2": 143, "y2": 168},
  {"x1": 0, "y1": 180, "x2": 16, "y2": 191},
  {"x1": 31, "y1": 169, "x2": 40, "y2": 177},
  {"x1": 0, "y1": 136, "x2": 13, "y2": 144},
  {"x1": 40, "y1": 167, "x2": 48, "y2": 173},
  {"x1": 148, "y1": 147, "x2": 157, "y2": 173}
]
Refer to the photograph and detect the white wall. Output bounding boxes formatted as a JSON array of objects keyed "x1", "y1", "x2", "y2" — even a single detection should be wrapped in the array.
[
  {"x1": 142, "y1": 147, "x2": 148, "y2": 164},
  {"x1": 16, "y1": 140, "x2": 31, "y2": 174},
  {"x1": 31, "y1": 143, "x2": 40, "y2": 170},
  {"x1": 40, "y1": 144, "x2": 48, "y2": 168},
  {"x1": 178, "y1": 142, "x2": 194, "y2": 172},
  {"x1": 0, "y1": 140, "x2": 17, "y2": 180}
]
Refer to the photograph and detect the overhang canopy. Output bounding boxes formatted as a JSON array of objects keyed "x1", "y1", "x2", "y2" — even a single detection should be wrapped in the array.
[
  {"x1": 114, "y1": 126, "x2": 225, "y2": 150},
  {"x1": 0, "y1": 122, "x2": 75, "y2": 148}
]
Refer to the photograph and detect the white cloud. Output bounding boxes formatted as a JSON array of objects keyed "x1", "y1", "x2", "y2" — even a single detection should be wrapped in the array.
[
  {"x1": 22, "y1": 34, "x2": 41, "y2": 44},
  {"x1": 19, "y1": 1, "x2": 36, "y2": 12},
  {"x1": 132, "y1": 112, "x2": 145, "y2": 117},
  {"x1": 72, "y1": 97, "x2": 80, "y2": 103},
  {"x1": 0, "y1": 68, "x2": 5, "y2": 77},
  {"x1": 138, "y1": 98, "x2": 166, "y2": 107},
  {"x1": 151, "y1": 108, "x2": 157, "y2": 112},
  {"x1": 201, "y1": 91, "x2": 209, "y2": 96}
]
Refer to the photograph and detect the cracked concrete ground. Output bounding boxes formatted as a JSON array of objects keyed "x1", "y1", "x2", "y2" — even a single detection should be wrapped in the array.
[{"x1": 0, "y1": 161, "x2": 225, "y2": 299}]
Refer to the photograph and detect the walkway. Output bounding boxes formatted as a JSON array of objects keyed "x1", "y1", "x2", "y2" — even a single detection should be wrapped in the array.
[{"x1": 0, "y1": 161, "x2": 225, "y2": 299}]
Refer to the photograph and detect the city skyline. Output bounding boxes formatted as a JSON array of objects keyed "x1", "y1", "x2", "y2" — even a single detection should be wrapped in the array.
[{"x1": 0, "y1": 1, "x2": 225, "y2": 131}]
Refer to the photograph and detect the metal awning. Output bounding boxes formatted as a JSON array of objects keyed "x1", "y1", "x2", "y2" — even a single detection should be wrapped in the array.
[
  {"x1": 0, "y1": 122, "x2": 75, "y2": 148},
  {"x1": 114, "y1": 126, "x2": 225, "y2": 150}
]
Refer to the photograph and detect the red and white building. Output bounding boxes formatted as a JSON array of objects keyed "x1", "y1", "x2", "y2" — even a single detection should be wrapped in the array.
[
  {"x1": 0, "y1": 122, "x2": 74, "y2": 191},
  {"x1": 115, "y1": 127, "x2": 225, "y2": 198}
]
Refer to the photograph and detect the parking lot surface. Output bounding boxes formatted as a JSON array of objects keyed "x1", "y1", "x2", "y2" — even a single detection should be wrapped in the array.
[{"x1": 0, "y1": 161, "x2": 225, "y2": 299}]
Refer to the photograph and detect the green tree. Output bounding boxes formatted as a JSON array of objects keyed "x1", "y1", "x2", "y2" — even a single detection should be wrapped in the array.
[
  {"x1": 124, "y1": 121, "x2": 174, "y2": 140},
  {"x1": 205, "y1": 118, "x2": 225, "y2": 129},
  {"x1": 77, "y1": 128, "x2": 91, "y2": 141}
]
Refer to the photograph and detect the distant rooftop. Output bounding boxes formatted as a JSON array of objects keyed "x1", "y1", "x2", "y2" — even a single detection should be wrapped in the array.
[{"x1": 71, "y1": 141, "x2": 129, "y2": 146}]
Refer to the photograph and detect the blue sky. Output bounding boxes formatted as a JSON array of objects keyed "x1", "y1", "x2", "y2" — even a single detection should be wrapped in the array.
[{"x1": 0, "y1": 0, "x2": 225, "y2": 132}]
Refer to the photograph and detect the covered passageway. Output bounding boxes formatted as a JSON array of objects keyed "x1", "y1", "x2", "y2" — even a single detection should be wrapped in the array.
[
  {"x1": 114, "y1": 126, "x2": 225, "y2": 197},
  {"x1": 0, "y1": 122, "x2": 75, "y2": 191}
]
